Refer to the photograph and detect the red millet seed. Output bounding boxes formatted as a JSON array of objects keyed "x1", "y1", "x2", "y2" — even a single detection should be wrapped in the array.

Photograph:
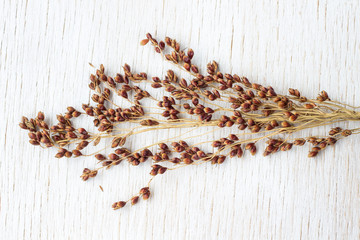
[
  {"x1": 283, "y1": 111, "x2": 292, "y2": 118},
  {"x1": 308, "y1": 151, "x2": 318, "y2": 158},
  {"x1": 247, "y1": 119, "x2": 255, "y2": 126},
  {"x1": 120, "y1": 90, "x2": 129, "y2": 99},
  {"x1": 304, "y1": 103, "x2": 315, "y2": 109},
  {"x1": 307, "y1": 137, "x2": 317, "y2": 144},
  {"x1": 40, "y1": 121, "x2": 49, "y2": 129},
  {"x1": 237, "y1": 148, "x2": 244, "y2": 157},
  {"x1": 160, "y1": 152, "x2": 169, "y2": 160},
  {"x1": 89, "y1": 83, "x2": 96, "y2": 90},
  {"x1": 119, "y1": 137, "x2": 126, "y2": 146},
  {"x1": 81, "y1": 175, "x2": 89, "y2": 181},
  {"x1": 72, "y1": 111, "x2": 81, "y2": 118},
  {"x1": 179, "y1": 141, "x2": 189, "y2": 148},
  {"x1": 28, "y1": 132, "x2": 36, "y2": 140},
  {"x1": 191, "y1": 65, "x2": 199, "y2": 73},
  {"x1": 183, "y1": 63, "x2": 191, "y2": 71},
  {"x1": 56, "y1": 115, "x2": 66, "y2": 124},
  {"x1": 341, "y1": 130, "x2": 352, "y2": 137},
  {"x1": 288, "y1": 88, "x2": 296, "y2": 96},
  {"x1": 131, "y1": 196, "x2": 139, "y2": 205},
  {"x1": 142, "y1": 192, "x2": 150, "y2": 200},
  {"x1": 111, "y1": 137, "x2": 122, "y2": 148},
  {"x1": 211, "y1": 156, "x2": 218, "y2": 164},
  {"x1": 113, "y1": 201, "x2": 126, "y2": 210},
  {"x1": 197, "y1": 151, "x2": 206, "y2": 158},
  {"x1": 273, "y1": 96, "x2": 281, "y2": 102},
  {"x1": 158, "y1": 143, "x2": 168, "y2": 150},
  {"x1": 284, "y1": 143, "x2": 293, "y2": 151},
  {"x1": 270, "y1": 120, "x2": 278, "y2": 128},
  {"x1": 245, "y1": 143, "x2": 255, "y2": 150},
  {"x1": 85, "y1": 108, "x2": 94, "y2": 116},
  {"x1": 191, "y1": 146, "x2": 200, "y2": 152},
  {"x1": 289, "y1": 114, "x2": 298, "y2": 122},
  {"x1": 217, "y1": 155, "x2": 226, "y2": 164},
  {"x1": 229, "y1": 134, "x2": 239, "y2": 141},
  {"x1": 158, "y1": 167, "x2": 167, "y2": 174},
  {"x1": 102, "y1": 160, "x2": 112, "y2": 167},
  {"x1": 226, "y1": 120, "x2": 234, "y2": 127},
  {"x1": 164, "y1": 36, "x2": 171, "y2": 46},
  {"x1": 174, "y1": 42, "x2": 180, "y2": 52},
  {"x1": 55, "y1": 152, "x2": 65, "y2": 158},
  {"x1": 238, "y1": 124, "x2": 247, "y2": 130},
  {"x1": 108, "y1": 153, "x2": 120, "y2": 160},
  {"x1": 263, "y1": 151, "x2": 271, "y2": 157},
  {"x1": 258, "y1": 91, "x2": 267, "y2": 98},
  {"x1": 138, "y1": 157, "x2": 147, "y2": 163},
  {"x1": 114, "y1": 74, "x2": 124, "y2": 83},
  {"x1": 19, "y1": 122, "x2": 28, "y2": 130},
  {"x1": 142, "y1": 149, "x2": 153, "y2": 157},
  {"x1": 139, "y1": 187, "x2": 149, "y2": 195},
  {"x1": 250, "y1": 146, "x2": 257, "y2": 155},
  {"x1": 187, "y1": 48, "x2": 194, "y2": 59},
  {"x1": 251, "y1": 125, "x2": 261, "y2": 133},
  {"x1": 293, "y1": 139, "x2": 305, "y2": 146},
  {"x1": 64, "y1": 151, "x2": 72, "y2": 158},
  {"x1": 329, "y1": 129, "x2": 339, "y2": 136},
  {"x1": 159, "y1": 41, "x2": 165, "y2": 50},
  {"x1": 65, "y1": 126, "x2": 75, "y2": 132},
  {"x1": 277, "y1": 101, "x2": 287, "y2": 109},
  {"x1": 131, "y1": 159, "x2": 140, "y2": 166},
  {"x1": 77, "y1": 128, "x2": 87, "y2": 135},
  {"x1": 99, "y1": 74, "x2": 107, "y2": 82},
  {"x1": 224, "y1": 139, "x2": 233, "y2": 145},
  {"x1": 230, "y1": 149, "x2": 237, "y2": 158},
  {"x1": 152, "y1": 154, "x2": 161, "y2": 162},
  {"x1": 319, "y1": 142, "x2": 328, "y2": 149},
  {"x1": 265, "y1": 124, "x2": 273, "y2": 131},
  {"x1": 183, "y1": 158, "x2": 193, "y2": 164},
  {"x1": 122, "y1": 84, "x2": 132, "y2": 91},
  {"x1": 312, "y1": 147, "x2": 321, "y2": 152},
  {"x1": 67, "y1": 107, "x2": 75, "y2": 113},
  {"x1": 150, "y1": 169, "x2": 158, "y2": 176},
  {"x1": 88, "y1": 170, "x2": 97, "y2": 178},
  {"x1": 183, "y1": 55, "x2": 191, "y2": 64},
  {"x1": 37, "y1": 112, "x2": 45, "y2": 121},
  {"x1": 140, "y1": 39, "x2": 149, "y2": 46},
  {"x1": 326, "y1": 137, "x2": 337, "y2": 145},
  {"x1": 66, "y1": 132, "x2": 77, "y2": 139},
  {"x1": 72, "y1": 150, "x2": 82, "y2": 157},
  {"x1": 281, "y1": 121, "x2": 291, "y2": 128},
  {"x1": 212, "y1": 141, "x2": 222, "y2": 148},
  {"x1": 95, "y1": 154, "x2": 106, "y2": 161}
]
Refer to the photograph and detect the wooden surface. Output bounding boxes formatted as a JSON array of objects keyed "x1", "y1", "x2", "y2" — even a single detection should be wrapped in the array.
[{"x1": 1, "y1": 0, "x2": 359, "y2": 239}]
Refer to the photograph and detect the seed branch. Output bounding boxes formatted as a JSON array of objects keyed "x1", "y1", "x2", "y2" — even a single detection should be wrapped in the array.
[{"x1": 19, "y1": 33, "x2": 360, "y2": 210}]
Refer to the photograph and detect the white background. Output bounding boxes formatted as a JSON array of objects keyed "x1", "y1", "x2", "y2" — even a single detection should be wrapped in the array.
[{"x1": 1, "y1": 0, "x2": 359, "y2": 239}]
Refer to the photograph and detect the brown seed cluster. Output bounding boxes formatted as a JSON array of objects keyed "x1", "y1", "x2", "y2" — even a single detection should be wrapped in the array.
[{"x1": 19, "y1": 33, "x2": 360, "y2": 210}]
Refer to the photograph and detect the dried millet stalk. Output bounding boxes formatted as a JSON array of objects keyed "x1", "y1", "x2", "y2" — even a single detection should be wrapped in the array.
[{"x1": 19, "y1": 33, "x2": 360, "y2": 210}]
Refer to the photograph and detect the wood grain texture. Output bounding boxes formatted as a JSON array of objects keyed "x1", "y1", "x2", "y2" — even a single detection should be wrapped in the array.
[{"x1": 1, "y1": 0, "x2": 359, "y2": 239}]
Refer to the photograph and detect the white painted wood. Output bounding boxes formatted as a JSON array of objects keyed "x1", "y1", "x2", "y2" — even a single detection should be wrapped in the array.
[{"x1": 1, "y1": 0, "x2": 359, "y2": 239}]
